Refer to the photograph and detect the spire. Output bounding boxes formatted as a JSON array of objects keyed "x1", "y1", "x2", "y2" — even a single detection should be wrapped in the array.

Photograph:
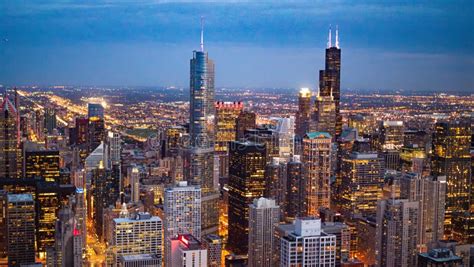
[
  {"x1": 327, "y1": 24, "x2": 332, "y2": 48},
  {"x1": 335, "y1": 25, "x2": 339, "y2": 49},
  {"x1": 200, "y1": 16, "x2": 204, "y2": 52}
]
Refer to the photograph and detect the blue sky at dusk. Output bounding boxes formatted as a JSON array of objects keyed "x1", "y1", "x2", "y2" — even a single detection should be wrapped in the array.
[{"x1": 0, "y1": 0, "x2": 472, "y2": 91}]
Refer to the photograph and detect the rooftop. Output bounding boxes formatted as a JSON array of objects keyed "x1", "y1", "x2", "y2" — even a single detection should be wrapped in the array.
[
  {"x1": 8, "y1": 193, "x2": 34, "y2": 203},
  {"x1": 305, "y1": 132, "x2": 331, "y2": 139}
]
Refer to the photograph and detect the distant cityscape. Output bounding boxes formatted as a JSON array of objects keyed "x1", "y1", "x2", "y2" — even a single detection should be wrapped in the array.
[{"x1": 0, "y1": 18, "x2": 473, "y2": 267}]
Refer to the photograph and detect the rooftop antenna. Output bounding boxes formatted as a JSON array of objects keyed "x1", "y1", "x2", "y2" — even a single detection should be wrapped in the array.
[
  {"x1": 335, "y1": 25, "x2": 339, "y2": 49},
  {"x1": 200, "y1": 16, "x2": 204, "y2": 52},
  {"x1": 327, "y1": 24, "x2": 332, "y2": 48}
]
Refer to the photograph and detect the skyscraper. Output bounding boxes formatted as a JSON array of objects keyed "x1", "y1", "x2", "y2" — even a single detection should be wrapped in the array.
[
  {"x1": 295, "y1": 88, "x2": 312, "y2": 138},
  {"x1": 312, "y1": 92, "x2": 336, "y2": 140},
  {"x1": 24, "y1": 150, "x2": 61, "y2": 182},
  {"x1": 110, "y1": 212, "x2": 162, "y2": 266},
  {"x1": 44, "y1": 108, "x2": 57, "y2": 134},
  {"x1": 164, "y1": 181, "x2": 201, "y2": 266},
  {"x1": 248, "y1": 197, "x2": 280, "y2": 267},
  {"x1": 214, "y1": 101, "x2": 243, "y2": 153},
  {"x1": 7, "y1": 194, "x2": 36, "y2": 267},
  {"x1": 319, "y1": 26, "x2": 341, "y2": 138},
  {"x1": 0, "y1": 95, "x2": 20, "y2": 179},
  {"x1": 431, "y1": 120, "x2": 472, "y2": 243},
  {"x1": 285, "y1": 155, "x2": 306, "y2": 221},
  {"x1": 340, "y1": 152, "x2": 384, "y2": 217},
  {"x1": 88, "y1": 103, "x2": 104, "y2": 119},
  {"x1": 227, "y1": 141, "x2": 266, "y2": 254},
  {"x1": 170, "y1": 234, "x2": 208, "y2": 267},
  {"x1": 202, "y1": 234, "x2": 222, "y2": 267},
  {"x1": 375, "y1": 199, "x2": 419, "y2": 267},
  {"x1": 277, "y1": 217, "x2": 336, "y2": 266},
  {"x1": 235, "y1": 111, "x2": 256, "y2": 140},
  {"x1": 303, "y1": 132, "x2": 332, "y2": 215},
  {"x1": 188, "y1": 18, "x2": 219, "y2": 236}
]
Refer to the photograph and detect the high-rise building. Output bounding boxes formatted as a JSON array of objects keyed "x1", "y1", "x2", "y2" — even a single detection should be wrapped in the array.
[
  {"x1": 275, "y1": 116, "x2": 295, "y2": 160},
  {"x1": 277, "y1": 217, "x2": 336, "y2": 266},
  {"x1": 379, "y1": 121, "x2": 405, "y2": 151},
  {"x1": 235, "y1": 111, "x2": 256, "y2": 140},
  {"x1": 0, "y1": 95, "x2": 21, "y2": 179},
  {"x1": 88, "y1": 117, "x2": 105, "y2": 152},
  {"x1": 319, "y1": 26, "x2": 341, "y2": 137},
  {"x1": 108, "y1": 131, "x2": 121, "y2": 165},
  {"x1": 117, "y1": 254, "x2": 162, "y2": 267},
  {"x1": 375, "y1": 199, "x2": 419, "y2": 267},
  {"x1": 340, "y1": 152, "x2": 384, "y2": 217},
  {"x1": 215, "y1": 101, "x2": 243, "y2": 153},
  {"x1": 248, "y1": 198, "x2": 280, "y2": 267},
  {"x1": 295, "y1": 88, "x2": 312, "y2": 138},
  {"x1": 130, "y1": 167, "x2": 140, "y2": 203},
  {"x1": 227, "y1": 141, "x2": 266, "y2": 254},
  {"x1": 264, "y1": 157, "x2": 285, "y2": 208},
  {"x1": 7, "y1": 194, "x2": 36, "y2": 267},
  {"x1": 303, "y1": 132, "x2": 332, "y2": 215},
  {"x1": 170, "y1": 234, "x2": 207, "y2": 267},
  {"x1": 44, "y1": 108, "x2": 57, "y2": 134},
  {"x1": 24, "y1": 150, "x2": 60, "y2": 182},
  {"x1": 164, "y1": 181, "x2": 201, "y2": 265},
  {"x1": 418, "y1": 248, "x2": 463, "y2": 267},
  {"x1": 431, "y1": 120, "x2": 472, "y2": 243},
  {"x1": 111, "y1": 212, "x2": 163, "y2": 266},
  {"x1": 188, "y1": 21, "x2": 219, "y2": 237},
  {"x1": 88, "y1": 103, "x2": 104, "y2": 119},
  {"x1": 0, "y1": 190, "x2": 7, "y2": 260},
  {"x1": 285, "y1": 155, "x2": 306, "y2": 221},
  {"x1": 202, "y1": 234, "x2": 222, "y2": 267},
  {"x1": 322, "y1": 222, "x2": 351, "y2": 267},
  {"x1": 399, "y1": 173, "x2": 447, "y2": 251},
  {"x1": 312, "y1": 93, "x2": 336, "y2": 140}
]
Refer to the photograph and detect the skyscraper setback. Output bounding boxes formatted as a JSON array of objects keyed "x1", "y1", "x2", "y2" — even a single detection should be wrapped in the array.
[
  {"x1": 188, "y1": 19, "x2": 219, "y2": 236},
  {"x1": 318, "y1": 26, "x2": 341, "y2": 138}
]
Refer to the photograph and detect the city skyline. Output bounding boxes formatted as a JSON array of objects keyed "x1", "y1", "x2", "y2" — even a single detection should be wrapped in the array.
[{"x1": 1, "y1": 0, "x2": 473, "y2": 91}]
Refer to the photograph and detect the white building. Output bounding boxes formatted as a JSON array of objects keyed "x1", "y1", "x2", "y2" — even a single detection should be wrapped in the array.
[
  {"x1": 110, "y1": 212, "x2": 162, "y2": 266},
  {"x1": 170, "y1": 234, "x2": 207, "y2": 267},
  {"x1": 164, "y1": 181, "x2": 201, "y2": 266},
  {"x1": 108, "y1": 131, "x2": 121, "y2": 166},
  {"x1": 248, "y1": 197, "x2": 280, "y2": 267},
  {"x1": 277, "y1": 217, "x2": 336, "y2": 267},
  {"x1": 130, "y1": 167, "x2": 140, "y2": 203}
]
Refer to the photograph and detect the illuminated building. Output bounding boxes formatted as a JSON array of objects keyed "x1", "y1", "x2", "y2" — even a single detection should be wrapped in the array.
[
  {"x1": 0, "y1": 190, "x2": 6, "y2": 260},
  {"x1": 379, "y1": 121, "x2": 404, "y2": 151},
  {"x1": 245, "y1": 126, "x2": 279, "y2": 163},
  {"x1": 130, "y1": 167, "x2": 140, "y2": 203},
  {"x1": 285, "y1": 155, "x2": 306, "y2": 221},
  {"x1": 264, "y1": 157, "x2": 285, "y2": 210},
  {"x1": 111, "y1": 212, "x2": 163, "y2": 266},
  {"x1": 375, "y1": 199, "x2": 419, "y2": 267},
  {"x1": 295, "y1": 87, "x2": 312, "y2": 138},
  {"x1": 303, "y1": 132, "x2": 332, "y2": 215},
  {"x1": 88, "y1": 103, "x2": 104, "y2": 119},
  {"x1": 227, "y1": 141, "x2": 266, "y2": 254},
  {"x1": 202, "y1": 234, "x2": 222, "y2": 267},
  {"x1": 47, "y1": 205, "x2": 74, "y2": 267},
  {"x1": 7, "y1": 194, "x2": 36, "y2": 267},
  {"x1": 277, "y1": 217, "x2": 336, "y2": 266},
  {"x1": 319, "y1": 26, "x2": 341, "y2": 137},
  {"x1": 44, "y1": 108, "x2": 56, "y2": 134},
  {"x1": 431, "y1": 120, "x2": 472, "y2": 242},
  {"x1": 170, "y1": 234, "x2": 207, "y2": 267},
  {"x1": 312, "y1": 93, "x2": 336, "y2": 140},
  {"x1": 215, "y1": 101, "x2": 243, "y2": 153},
  {"x1": 322, "y1": 222, "x2": 351, "y2": 267},
  {"x1": 108, "y1": 131, "x2": 121, "y2": 166},
  {"x1": 403, "y1": 129, "x2": 430, "y2": 152},
  {"x1": 399, "y1": 173, "x2": 446, "y2": 251},
  {"x1": 235, "y1": 111, "x2": 256, "y2": 140},
  {"x1": 165, "y1": 126, "x2": 186, "y2": 157},
  {"x1": 275, "y1": 116, "x2": 295, "y2": 160},
  {"x1": 88, "y1": 116, "x2": 105, "y2": 152},
  {"x1": 340, "y1": 152, "x2": 384, "y2": 217},
  {"x1": 188, "y1": 21, "x2": 219, "y2": 237},
  {"x1": 70, "y1": 117, "x2": 88, "y2": 146},
  {"x1": 0, "y1": 95, "x2": 21, "y2": 179},
  {"x1": 400, "y1": 144, "x2": 428, "y2": 175},
  {"x1": 164, "y1": 181, "x2": 201, "y2": 265},
  {"x1": 24, "y1": 150, "x2": 60, "y2": 182},
  {"x1": 248, "y1": 197, "x2": 280, "y2": 267}
]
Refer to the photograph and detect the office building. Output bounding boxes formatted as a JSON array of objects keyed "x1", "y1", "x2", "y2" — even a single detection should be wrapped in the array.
[
  {"x1": 227, "y1": 141, "x2": 266, "y2": 254},
  {"x1": 303, "y1": 132, "x2": 332, "y2": 215},
  {"x1": 431, "y1": 120, "x2": 472, "y2": 243},
  {"x1": 130, "y1": 167, "x2": 140, "y2": 203},
  {"x1": 88, "y1": 103, "x2": 104, "y2": 119},
  {"x1": 88, "y1": 116, "x2": 105, "y2": 152},
  {"x1": 312, "y1": 93, "x2": 336, "y2": 140},
  {"x1": 235, "y1": 111, "x2": 256, "y2": 140},
  {"x1": 24, "y1": 150, "x2": 60, "y2": 182},
  {"x1": 215, "y1": 101, "x2": 243, "y2": 153},
  {"x1": 248, "y1": 198, "x2": 280, "y2": 267},
  {"x1": 295, "y1": 87, "x2": 312, "y2": 138},
  {"x1": 44, "y1": 108, "x2": 57, "y2": 134},
  {"x1": 111, "y1": 212, "x2": 162, "y2": 266},
  {"x1": 108, "y1": 131, "x2": 121, "y2": 165},
  {"x1": 164, "y1": 181, "x2": 201, "y2": 265},
  {"x1": 7, "y1": 194, "x2": 36, "y2": 267},
  {"x1": 322, "y1": 222, "x2": 351, "y2": 267},
  {"x1": 0, "y1": 95, "x2": 21, "y2": 179},
  {"x1": 170, "y1": 234, "x2": 207, "y2": 267},
  {"x1": 285, "y1": 155, "x2": 306, "y2": 221},
  {"x1": 277, "y1": 217, "x2": 336, "y2": 266},
  {"x1": 202, "y1": 234, "x2": 222, "y2": 267},
  {"x1": 375, "y1": 199, "x2": 419, "y2": 267}
]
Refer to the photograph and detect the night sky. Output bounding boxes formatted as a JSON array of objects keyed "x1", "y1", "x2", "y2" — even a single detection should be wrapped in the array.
[{"x1": 1, "y1": 0, "x2": 472, "y2": 91}]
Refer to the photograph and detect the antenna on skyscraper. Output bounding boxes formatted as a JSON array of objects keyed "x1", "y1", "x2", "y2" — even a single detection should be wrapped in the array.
[
  {"x1": 327, "y1": 24, "x2": 332, "y2": 48},
  {"x1": 200, "y1": 16, "x2": 204, "y2": 52},
  {"x1": 335, "y1": 25, "x2": 339, "y2": 49}
]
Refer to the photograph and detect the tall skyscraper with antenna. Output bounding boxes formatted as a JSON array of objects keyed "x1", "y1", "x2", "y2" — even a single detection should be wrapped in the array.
[
  {"x1": 317, "y1": 25, "x2": 341, "y2": 138},
  {"x1": 189, "y1": 17, "x2": 219, "y2": 236}
]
